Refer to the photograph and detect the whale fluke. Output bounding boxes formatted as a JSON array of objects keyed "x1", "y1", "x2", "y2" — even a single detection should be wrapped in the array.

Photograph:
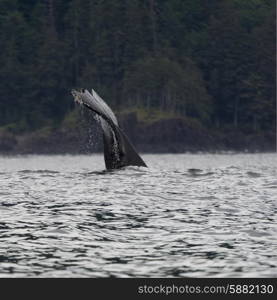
[{"x1": 71, "y1": 89, "x2": 147, "y2": 170}]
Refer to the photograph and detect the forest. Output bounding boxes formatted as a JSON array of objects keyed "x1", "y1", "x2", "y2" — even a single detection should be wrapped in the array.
[{"x1": 0, "y1": 0, "x2": 275, "y2": 153}]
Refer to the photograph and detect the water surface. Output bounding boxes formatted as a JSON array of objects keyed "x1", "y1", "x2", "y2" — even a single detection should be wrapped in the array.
[{"x1": 0, "y1": 153, "x2": 276, "y2": 277}]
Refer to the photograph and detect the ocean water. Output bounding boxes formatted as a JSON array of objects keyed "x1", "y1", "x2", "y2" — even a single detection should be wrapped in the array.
[{"x1": 0, "y1": 153, "x2": 276, "y2": 277}]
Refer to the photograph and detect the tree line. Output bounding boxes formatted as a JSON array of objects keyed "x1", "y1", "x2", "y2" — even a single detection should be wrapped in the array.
[{"x1": 0, "y1": 0, "x2": 275, "y2": 135}]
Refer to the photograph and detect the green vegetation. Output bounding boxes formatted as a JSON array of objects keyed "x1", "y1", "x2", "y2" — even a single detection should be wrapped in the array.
[{"x1": 0, "y1": 0, "x2": 275, "y2": 139}]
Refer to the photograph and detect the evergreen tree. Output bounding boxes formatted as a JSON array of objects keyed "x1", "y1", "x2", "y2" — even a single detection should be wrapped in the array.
[{"x1": 0, "y1": 0, "x2": 274, "y2": 140}]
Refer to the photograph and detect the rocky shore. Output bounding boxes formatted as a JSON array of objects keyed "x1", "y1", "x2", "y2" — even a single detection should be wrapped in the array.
[{"x1": 0, "y1": 112, "x2": 275, "y2": 155}]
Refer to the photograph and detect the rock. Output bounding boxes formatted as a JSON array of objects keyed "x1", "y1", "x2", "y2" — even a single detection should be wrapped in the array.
[
  {"x1": 0, "y1": 132, "x2": 17, "y2": 152},
  {"x1": 1, "y1": 113, "x2": 275, "y2": 154}
]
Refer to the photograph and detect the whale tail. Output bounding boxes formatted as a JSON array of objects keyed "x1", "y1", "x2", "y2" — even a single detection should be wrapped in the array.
[{"x1": 71, "y1": 89, "x2": 147, "y2": 169}]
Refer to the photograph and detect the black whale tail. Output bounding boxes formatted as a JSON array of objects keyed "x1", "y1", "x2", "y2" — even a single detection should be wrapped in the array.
[{"x1": 71, "y1": 88, "x2": 147, "y2": 170}]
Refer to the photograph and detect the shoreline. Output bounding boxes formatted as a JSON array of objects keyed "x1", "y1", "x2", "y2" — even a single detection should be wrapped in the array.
[
  {"x1": 0, "y1": 113, "x2": 275, "y2": 155},
  {"x1": 0, "y1": 151, "x2": 276, "y2": 157}
]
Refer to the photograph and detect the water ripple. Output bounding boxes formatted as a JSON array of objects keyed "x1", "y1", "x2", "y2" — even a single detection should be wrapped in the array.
[{"x1": 0, "y1": 153, "x2": 276, "y2": 277}]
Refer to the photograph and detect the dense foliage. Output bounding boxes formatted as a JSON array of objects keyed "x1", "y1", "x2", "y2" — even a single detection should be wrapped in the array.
[{"x1": 0, "y1": 0, "x2": 275, "y2": 135}]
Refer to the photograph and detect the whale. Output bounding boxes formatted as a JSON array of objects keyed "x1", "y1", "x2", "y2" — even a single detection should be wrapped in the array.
[{"x1": 71, "y1": 89, "x2": 147, "y2": 170}]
